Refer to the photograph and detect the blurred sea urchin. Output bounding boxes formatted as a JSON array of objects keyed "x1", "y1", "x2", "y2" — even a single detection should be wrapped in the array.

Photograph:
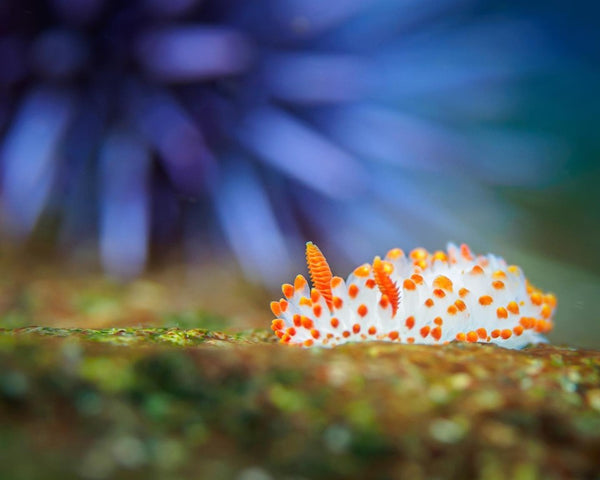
[{"x1": 0, "y1": 0, "x2": 566, "y2": 284}]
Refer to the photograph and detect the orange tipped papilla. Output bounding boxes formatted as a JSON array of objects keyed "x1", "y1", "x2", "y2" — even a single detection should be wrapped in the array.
[{"x1": 305, "y1": 242, "x2": 333, "y2": 310}]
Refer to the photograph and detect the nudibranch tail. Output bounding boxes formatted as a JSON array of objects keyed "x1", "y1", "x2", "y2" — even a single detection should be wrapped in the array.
[
  {"x1": 305, "y1": 241, "x2": 334, "y2": 310},
  {"x1": 270, "y1": 242, "x2": 556, "y2": 349}
]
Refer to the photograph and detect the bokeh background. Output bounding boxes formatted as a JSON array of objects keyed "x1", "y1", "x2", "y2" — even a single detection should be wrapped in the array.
[{"x1": 0, "y1": 0, "x2": 598, "y2": 346}]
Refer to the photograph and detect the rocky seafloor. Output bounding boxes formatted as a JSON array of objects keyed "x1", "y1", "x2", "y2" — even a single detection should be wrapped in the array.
[{"x1": 1, "y1": 327, "x2": 599, "y2": 480}]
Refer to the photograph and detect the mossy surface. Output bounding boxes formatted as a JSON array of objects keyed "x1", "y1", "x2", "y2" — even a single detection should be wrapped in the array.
[{"x1": 1, "y1": 327, "x2": 599, "y2": 480}]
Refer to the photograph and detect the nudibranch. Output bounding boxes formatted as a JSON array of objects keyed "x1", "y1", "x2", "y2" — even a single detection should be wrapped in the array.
[{"x1": 270, "y1": 242, "x2": 556, "y2": 349}]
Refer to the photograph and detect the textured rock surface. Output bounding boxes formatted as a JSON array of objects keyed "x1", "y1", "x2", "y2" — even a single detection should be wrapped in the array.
[{"x1": 1, "y1": 328, "x2": 599, "y2": 479}]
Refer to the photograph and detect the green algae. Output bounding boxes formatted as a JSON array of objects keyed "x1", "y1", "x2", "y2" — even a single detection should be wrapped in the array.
[
  {"x1": 1, "y1": 326, "x2": 271, "y2": 347},
  {"x1": 0, "y1": 328, "x2": 599, "y2": 479}
]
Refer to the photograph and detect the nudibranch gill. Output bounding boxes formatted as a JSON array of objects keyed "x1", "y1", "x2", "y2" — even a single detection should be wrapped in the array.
[{"x1": 270, "y1": 242, "x2": 556, "y2": 349}]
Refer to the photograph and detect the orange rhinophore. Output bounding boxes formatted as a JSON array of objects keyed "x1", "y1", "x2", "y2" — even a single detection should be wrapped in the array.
[
  {"x1": 372, "y1": 256, "x2": 400, "y2": 316},
  {"x1": 305, "y1": 242, "x2": 333, "y2": 310},
  {"x1": 270, "y1": 241, "x2": 556, "y2": 349}
]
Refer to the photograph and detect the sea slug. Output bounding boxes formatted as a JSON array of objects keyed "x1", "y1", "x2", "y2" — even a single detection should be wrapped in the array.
[{"x1": 270, "y1": 242, "x2": 555, "y2": 348}]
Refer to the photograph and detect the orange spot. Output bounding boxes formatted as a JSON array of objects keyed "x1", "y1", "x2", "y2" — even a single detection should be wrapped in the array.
[
  {"x1": 447, "y1": 305, "x2": 458, "y2": 315},
  {"x1": 492, "y1": 280, "x2": 505, "y2": 290},
  {"x1": 501, "y1": 329, "x2": 512, "y2": 340},
  {"x1": 407, "y1": 337, "x2": 415, "y2": 344},
  {"x1": 326, "y1": 333, "x2": 333, "y2": 339},
  {"x1": 275, "y1": 330, "x2": 284, "y2": 339},
  {"x1": 389, "y1": 331, "x2": 399, "y2": 340},
  {"x1": 348, "y1": 284, "x2": 359, "y2": 298},
  {"x1": 529, "y1": 318, "x2": 538, "y2": 329},
  {"x1": 299, "y1": 297, "x2": 312, "y2": 307},
  {"x1": 383, "y1": 261, "x2": 395, "y2": 274},
  {"x1": 281, "y1": 334, "x2": 291, "y2": 343},
  {"x1": 470, "y1": 265, "x2": 484, "y2": 275},
  {"x1": 530, "y1": 292, "x2": 542, "y2": 306},
  {"x1": 455, "y1": 332, "x2": 466, "y2": 342},
  {"x1": 286, "y1": 327, "x2": 296, "y2": 336},
  {"x1": 304, "y1": 339, "x2": 314, "y2": 347},
  {"x1": 491, "y1": 329, "x2": 500, "y2": 338},
  {"x1": 352, "y1": 324, "x2": 361, "y2": 334},
  {"x1": 333, "y1": 297, "x2": 343, "y2": 309},
  {"x1": 466, "y1": 331, "x2": 478, "y2": 343},
  {"x1": 433, "y1": 251, "x2": 448, "y2": 262},
  {"x1": 357, "y1": 304, "x2": 368, "y2": 317},
  {"x1": 379, "y1": 295, "x2": 390, "y2": 309},
  {"x1": 415, "y1": 259, "x2": 427, "y2": 270},
  {"x1": 301, "y1": 316, "x2": 313, "y2": 329},
  {"x1": 507, "y1": 301, "x2": 520, "y2": 315},
  {"x1": 293, "y1": 314, "x2": 302, "y2": 327},
  {"x1": 542, "y1": 320, "x2": 552, "y2": 333},
  {"x1": 372, "y1": 256, "x2": 400, "y2": 316},
  {"x1": 387, "y1": 248, "x2": 404, "y2": 259},
  {"x1": 270, "y1": 301, "x2": 282, "y2": 316},
  {"x1": 534, "y1": 319, "x2": 545, "y2": 333},
  {"x1": 508, "y1": 265, "x2": 520, "y2": 275},
  {"x1": 496, "y1": 307, "x2": 508, "y2": 319},
  {"x1": 477, "y1": 328, "x2": 487, "y2": 339},
  {"x1": 519, "y1": 317, "x2": 534, "y2": 329},
  {"x1": 343, "y1": 331, "x2": 350, "y2": 338},
  {"x1": 420, "y1": 326, "x2": 430, "y2": 338},
  {"x1": 271, "y1": 319, "x2": 284, "y2": 331},
  {"x1": 544, "y1": 293, "x2": 557, "y2": 308},
  {"x1": 425, "y1": 298, "x2": 434, "y2": 308},
  {"x1": 282, "y1": 284, "x2": 295, "y2": 298},
  {"x1": 305, "y1": 242, "x2": 333, "y2": 309},
  {"x1": 294, "y1": 274, "x2": 307, "y2": 291},
  {"x1": 459, "y1": 288, "x2": 470, "y2": 298},
  {"x1": 513, "y1": 325, "x2": 524, "y2": 336},
  {"x1": 403, "y1": 279, "x2": 416, "y2": 290},
  {"x1": 431, "y1": 327, "x2": 442, "y2": 341},
  {"x1": 365, "y1": 279, "x2": 376, "y2": 289},
  {"x1": 541, "y1": 304, "x2": 552, "y2": 319},
  {"x1": 434, "y1": 317, "x2": 443, "y2": 326},
  {"x1": 411, "y1": 274, "x2": 424, "y2": 285},
  {"x1": 460, "y1": 244, "x2": 473, "y2": 260},
  {"x1": 492, "y1": 270, "x2": 507, "y2": 279},
  {"x1": 455, "y1": 299, "x2": 467, "y2": 312},
  {"x1": 405, "y1": 316, "x2": 415, "y2": 329},
  {"x1": 279, "y1": 300, "x2": 288, "y2": 312},
  {"x1": 312, "y1": 305, "x2": 322, "y2": 318},
  {"x1": 331, "y1": 276, "x2": 343, "y2": 289},
  {"x1": 330, "y1": 318, "x2": 340, "y2": 328},
  {"x1": 433, "y1": 275, "x2": 454, "y2": 292},
  {"x1": 368, "y1": 326, "x2": 377, "y2": 335},
  {"x1": 354, "y1": 264, "x2": 371, "y2": 277},
  {"x1": 479, "y1": 295, "x2": 493, "y2": 306},
  {"x1": 311, "y1": 329, "x2": 320, "y2": 339},
  {"x1": 433, "y1": 289, "x2": 446, "y2": 299},
  {"x1": 410, "y1": 247, "x2": 428, "y2": 260}
]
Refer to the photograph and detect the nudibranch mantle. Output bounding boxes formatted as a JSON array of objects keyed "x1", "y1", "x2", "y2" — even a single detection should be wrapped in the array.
[{"x1": 270, "y1": 242, "x2": 555, "y2": 349}]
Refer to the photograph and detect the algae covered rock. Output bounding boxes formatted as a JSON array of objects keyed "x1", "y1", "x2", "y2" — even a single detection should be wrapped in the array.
[{"x1": 1, "y1": 328, "x2": 599, "y2": 479}]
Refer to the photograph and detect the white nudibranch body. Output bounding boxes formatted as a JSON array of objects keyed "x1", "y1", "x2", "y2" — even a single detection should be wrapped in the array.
[{"x1": 270, "y1": 242, "x2": 555, "y2": 349}]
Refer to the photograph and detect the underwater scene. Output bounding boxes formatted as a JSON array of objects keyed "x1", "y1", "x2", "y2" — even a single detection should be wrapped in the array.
[{"x1": 0, "y1": 1, "x2": 599, "y2": 478}]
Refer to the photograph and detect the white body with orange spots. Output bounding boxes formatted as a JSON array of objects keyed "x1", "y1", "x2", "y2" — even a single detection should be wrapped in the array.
[{"x1": 271, "y1": 243, "x2": 555, "y2": 349}]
